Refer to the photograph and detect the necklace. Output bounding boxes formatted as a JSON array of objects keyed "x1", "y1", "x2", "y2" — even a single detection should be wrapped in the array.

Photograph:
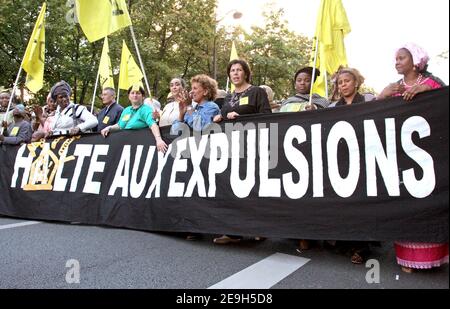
[
  {"x1": 229, "y1": 86, "x2": 252, "y2": 107},
  {"x1": 402, "y1": 74, "x2": 423, "y2": 87}
]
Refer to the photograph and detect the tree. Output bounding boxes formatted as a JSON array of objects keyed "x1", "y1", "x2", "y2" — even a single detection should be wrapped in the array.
[
  {"x1": 0, "y1": 0, "x2": 101, "y2": 104},
  {"x1": 119, "y1": 0, "x2": 218, "y2": 102},
  {"x1": 240, "y1": 9, "x2": 312, "y2": 100},
  {"x1": 437, "y1": 50, "x2": 449, "y2": 60},
  {"x1": 0, "y1": 0, "x2": 313, "y2": 106}
]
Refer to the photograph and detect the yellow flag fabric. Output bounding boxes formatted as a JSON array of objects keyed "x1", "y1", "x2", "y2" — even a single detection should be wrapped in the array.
[
  {"x1": 229, "y1": 41, "x2": 239, "y2": 93},
  {"x1": 312, "y1": 73, "x2": 327, "y2": 98},
  {"x1": 312, "y1": 0, "x2": 351, "y2": 96},
  {"x1": 75, "y1": 0, "x2": 132, "y2": 42},
  {"x1": 22, "y1": 2, "x2": 46, "y2": 93},
  {"x1": 118, "y1": 41, "x2": 143, "y2": 90},
  {"x1": 98, "y1": 37, "x2": 115, "y2": 90},
  {"x1": 131, "y1": 81, "x2": 144, "y2": 92},
  {"x1": 230, "y1": 41, "x2": 238, "y2": 62}
]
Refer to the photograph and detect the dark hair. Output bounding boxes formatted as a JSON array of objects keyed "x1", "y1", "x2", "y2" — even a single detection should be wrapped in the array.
[
  {"x1": 127, "y1": 85, "x2": 146, "y2": 96},
  {"x1": 294, "y1": 67, "x2": 320, "y2": 83},
  {"x1": 227, "y1": 59, "x2": 251, "y2": 84},
  {"x1": 171, "y1": 77, "x2": 187, "y2": 89}
]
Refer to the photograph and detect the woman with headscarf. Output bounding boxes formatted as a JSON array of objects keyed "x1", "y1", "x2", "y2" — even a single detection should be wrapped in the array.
[
  {"x1": 379, "y1": 43, "x2": 448, "y2": 273},
  {"x1": 378, "y1": 43, "x2": 445, "y2": 101},
  {"x1": 280, "y1": 67, "x2": 330, "y2": 112},
  {"x1": 101, "y1": 84, "x2": 168, "y2": 153},
  {"x1": 50, "y1": 80, "x2": 98, "y2": 136}
]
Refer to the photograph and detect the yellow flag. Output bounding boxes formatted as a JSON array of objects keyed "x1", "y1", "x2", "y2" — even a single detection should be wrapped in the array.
[
  {"x1": 312, "y1": 0, "x2": 351, "y2": 96},
  {"x1": 75, "y1": 0, "x2": 132, "y2": 42},
  {"x1": 229, "y1": 41, "x2": 239, "y2": 93},
  {"x1": 22, "y1": 2, "x2": 46, "y2": 93},
  {"x1": 230, "y1": 41, "x2": 238, "y2": 62},
  {"x1": 98, "y1": 37, "x2": 115, "y2": 89},
  {"x1": 118, "y1": 41, "x2": 143, "y2": 90},
  {"x1": 312, "y1": 73, "x2": 327, "y2": 97}
]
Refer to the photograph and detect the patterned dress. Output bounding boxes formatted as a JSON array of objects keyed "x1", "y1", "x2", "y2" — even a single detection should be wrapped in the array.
[{"x1": 393, "y1": 75, "x2": 449, "y2": 269}]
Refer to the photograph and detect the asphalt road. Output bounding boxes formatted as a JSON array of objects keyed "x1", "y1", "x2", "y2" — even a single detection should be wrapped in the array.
[{"x1": 0, "y1": 216, "x2": 448, "y2": 289}]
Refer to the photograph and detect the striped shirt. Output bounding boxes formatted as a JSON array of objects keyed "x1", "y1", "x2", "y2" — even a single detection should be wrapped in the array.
[{"x1": 52, "y1": 102, "x2": 98, "y2": 135}]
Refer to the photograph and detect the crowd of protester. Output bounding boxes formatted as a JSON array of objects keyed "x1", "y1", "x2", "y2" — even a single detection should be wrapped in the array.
[{"x1": 0, "y1": 43, "x2": 448, "y2": 273}]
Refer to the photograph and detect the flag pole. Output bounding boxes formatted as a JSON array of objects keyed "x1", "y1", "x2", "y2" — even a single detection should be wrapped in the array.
[
  {"x1": 129, "y1": 25, "x2": 151, "y2": 97},
  {"x1": 117, "y1": 89, "x2": 120, "y2": 105},
  {"x1": 3, "y1": 2, "x2": 36, "y2": 124},
  {"x1": 226, "y1": 78, "x2": 230, "y2": 93},
  {"x1": 90, "y1": 69, "x2": 100, "y2": 113},
  {"x1": 309, "y1": 36, "x2": 320, "y2": 105},
  {"x1": 310, "y1": 0, "x2": 326, "y2": 105},
  {"x1": 3, "y1": 1, "x2": 45, "y2": 130}
]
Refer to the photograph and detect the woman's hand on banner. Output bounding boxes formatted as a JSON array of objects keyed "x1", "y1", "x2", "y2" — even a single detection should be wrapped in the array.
[
  {"x1": 69, "y1": 127, "x2": 81, "y2": 136},
  {"x1": 152, "y1": 110, "x2": 160, "y2": 121},
  {"x1": 402, "y1": 84, "x2": 432, "y2": 102},
  {"x1": 101, "y1": 126, "x2": 111, "y2": 138},
  {"x1": 156, "y1": 137, "x2": 168, "y2": 153},
  {"x1": 304, "y1": 104, "x2": 317, "y2": 111},
  {"x1": 227, "y1": 112, "x2": 239, "y2": 120}
]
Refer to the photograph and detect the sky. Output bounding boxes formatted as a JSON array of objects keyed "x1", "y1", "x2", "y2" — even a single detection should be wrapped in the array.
[{"x1": 217, "y1": 0, "x2": 449, "y2": 93}]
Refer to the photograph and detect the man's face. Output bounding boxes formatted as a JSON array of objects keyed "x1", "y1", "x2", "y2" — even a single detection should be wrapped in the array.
[
  {"x1": 101, "y1": 90, "x2": 114, "y2": 105},
  {"x1": 0, "y1": 94, "x2": 10, "y2": 108}
]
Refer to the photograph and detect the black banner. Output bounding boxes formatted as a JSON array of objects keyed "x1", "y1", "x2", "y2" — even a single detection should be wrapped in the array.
[{"x1": 1, "y1": 88, "x2": 448, "y2": 242}]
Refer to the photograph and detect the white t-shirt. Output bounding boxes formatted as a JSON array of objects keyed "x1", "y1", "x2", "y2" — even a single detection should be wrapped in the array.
[
  {"x1": 159, "y1": 101, "x2": 180, "y2": 127},
  {"x1": 52, "y1": 102, "x2": 98, "y2": 135}
]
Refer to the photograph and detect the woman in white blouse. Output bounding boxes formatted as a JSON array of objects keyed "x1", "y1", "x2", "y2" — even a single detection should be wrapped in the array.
[{"x1": 156, "y1": 77, "x2": 187, "y2": 127}]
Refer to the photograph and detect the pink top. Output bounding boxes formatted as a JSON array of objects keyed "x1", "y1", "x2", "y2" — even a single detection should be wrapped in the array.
[
  {"x1": 393, "y1": 76, "x2": 442, "y2": 97},
  {"x1": 38, "y1": 115, "x2": 55, "y2": 134}
]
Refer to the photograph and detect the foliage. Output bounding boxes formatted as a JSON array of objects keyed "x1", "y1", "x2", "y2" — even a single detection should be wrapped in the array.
[
  {"x1": 0, "y1": 0, "x2": 101, "y2": 104},
  {"x1": 0, "y1": 0, "x2": 314, "y2": 107},
  {"x1": 240, "y1": 9, "x2": 312, "y2": 100}
]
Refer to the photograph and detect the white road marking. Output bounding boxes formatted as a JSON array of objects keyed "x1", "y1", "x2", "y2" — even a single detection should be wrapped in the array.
[
  {"x1": 208, "y1": 253, "x2": 310, "y2": 289},
  {"x1": 0, "y1": 221, "x2": 42, "y2": 230}
]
